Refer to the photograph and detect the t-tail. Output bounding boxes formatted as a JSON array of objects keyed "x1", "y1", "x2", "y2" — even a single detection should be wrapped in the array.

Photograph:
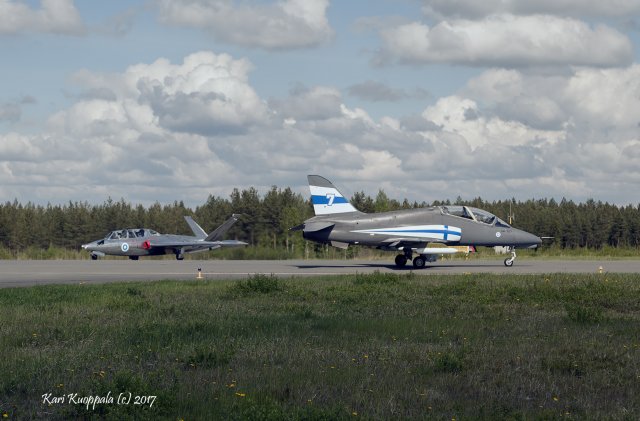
[{"x1": 308, "y1": 175, "x2": 360, "y2": 215}]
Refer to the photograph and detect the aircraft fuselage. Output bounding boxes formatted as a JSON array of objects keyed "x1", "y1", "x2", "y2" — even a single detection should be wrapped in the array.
[{"x1": 302, "y1": 206, "x2": 541, "y2": 249}]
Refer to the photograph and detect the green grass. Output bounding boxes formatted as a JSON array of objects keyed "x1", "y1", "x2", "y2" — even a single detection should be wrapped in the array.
[{"x1": 1, "y1": 273, "x2": 639, "y2": 420}]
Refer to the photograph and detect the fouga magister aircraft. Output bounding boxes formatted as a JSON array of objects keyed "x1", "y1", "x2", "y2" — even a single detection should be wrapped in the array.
[
  {"x1": 82, "y1": 215, "x2": 246, "y2": 260},
  {"x1": 292, "y1": 175, "x2": 542, "y2": 268}
]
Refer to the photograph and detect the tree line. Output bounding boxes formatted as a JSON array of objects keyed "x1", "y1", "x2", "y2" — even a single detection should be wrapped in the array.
[{"x1": 1, "y1": 187, "x2": 639, "y2": 256}]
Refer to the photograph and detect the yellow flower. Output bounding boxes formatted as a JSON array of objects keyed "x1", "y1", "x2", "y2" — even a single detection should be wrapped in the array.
[
  {"x1": 553, "y1": 396, "x2": 559, "y2": 402},
  {"x1": 2, "y1": 413, "x2": 8, "y2": 418},
  {"x1": 235, "y1": 392, "x2": 246, "y2": 397},
  {"x1": 351, "y1": 411, "x2": 358, "y2": 416}
]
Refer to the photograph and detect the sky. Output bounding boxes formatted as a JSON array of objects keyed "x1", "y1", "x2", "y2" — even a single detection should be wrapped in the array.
[{"x1": 1, "y1": 0, "x2": 640, "y2": 207}]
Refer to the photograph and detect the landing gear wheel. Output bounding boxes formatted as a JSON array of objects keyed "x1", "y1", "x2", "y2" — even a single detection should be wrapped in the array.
[
  {"x1": 129, "y1": 256, "x2": 139, "y2": 261},
  {"x1": 395, "y1": 254, "x2": 407, "y2": 267},
  {"x1": 176, "y1": 255, "x2": 184, "y2": 261},
  {"x1": 504, "y1": 249, "x2": 516, "y2": 267},
  {"x1": 91, "y1": 254, "x2": 98, "y2": 260},
  {"x1": 413, "y1": 256, "x2": 426, "y2": 269}
]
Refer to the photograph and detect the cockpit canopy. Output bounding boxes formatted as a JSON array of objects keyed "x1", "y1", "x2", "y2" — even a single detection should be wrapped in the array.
[
  {"x1": 106, "y1": 229, "x2": 160, "y2": 240},
  {"x1": 440, "y1": 206, "x2": 511, "y2": 228}
]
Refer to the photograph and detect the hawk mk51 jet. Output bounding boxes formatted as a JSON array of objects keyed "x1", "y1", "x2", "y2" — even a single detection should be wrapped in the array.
[
  {"x1": 82, "y1": 215, "x2": 246, "y2": 260},
  {"x1": 293, "y1": 176, "x2": 542, "y2": 268}
]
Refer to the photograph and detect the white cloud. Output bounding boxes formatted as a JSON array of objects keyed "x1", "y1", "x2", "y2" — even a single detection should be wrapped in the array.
[
  {"x1": 453, "y1": 66, "x2": 640, "y2": 200},
  {"x1": 0, "y1": 132, "x2": 43, "y2": 161},
  {"x1": 465, "y1": 65, "x2": 640, "y2": 130},
  {"x1": 422, "y1": 96, "x2": 563, "y2": 150},
  {"x1": 377, "y1": 15, "x2": 633, "y2": 68},
  {"x1": 0, "y1": 0, "x2": 85, "y2": 35},
  {"x1": 464, "y1": 69, "x2": 568, "y2": 129},
  {"x1": 71, "y1": 51, "x2": 270, "y2": 136},
  {"x1": 0, "y1": 52, "x2": 267, "y2": 204},
  {"x1": 421, "y1": 0, "x2": 640, "y2": 19},
  {"x1": 3, "y1": 50, "x2": 640, "y2": 205},
  {"x1": 565, "y1": 66, "x2": 640, "y2": 128},
  {"x1": 155, "y1": 0, "x2": 332, "y2": 50}
]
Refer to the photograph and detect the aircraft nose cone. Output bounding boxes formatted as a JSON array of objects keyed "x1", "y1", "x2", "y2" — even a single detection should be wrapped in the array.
[{"x1": 515, "y1": 230, "x2": 542, "y2": 248}]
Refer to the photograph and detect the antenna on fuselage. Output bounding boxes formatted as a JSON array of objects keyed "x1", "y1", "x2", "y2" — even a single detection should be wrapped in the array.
[{"x1": 508, "y1": 201, "x2": 515, "y2": 225}]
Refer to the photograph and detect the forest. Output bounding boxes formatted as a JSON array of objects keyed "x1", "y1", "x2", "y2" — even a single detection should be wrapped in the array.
[{"x1": 1, "y1": 186, "x2": 639, "y2": 258}]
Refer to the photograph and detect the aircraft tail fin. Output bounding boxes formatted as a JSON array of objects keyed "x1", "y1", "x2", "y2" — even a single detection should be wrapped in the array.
[
  {"x1": 205, "y1": 214, "x2": 241, "y2": 242},
  {"x1": 185, "y1": 216, "x2": 207, "y2": 239},
  {"x1": 308, "y1": 175, "x2": 360, "y2": 216}
]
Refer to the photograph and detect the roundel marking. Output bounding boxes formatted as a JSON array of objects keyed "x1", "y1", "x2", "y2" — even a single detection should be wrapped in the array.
[
  {"x1": 121, "y1": 242, "x2": 130, "y2": 252},
  {"x1": 495, "y1": 232, "x2": 502, "y2": 238}
]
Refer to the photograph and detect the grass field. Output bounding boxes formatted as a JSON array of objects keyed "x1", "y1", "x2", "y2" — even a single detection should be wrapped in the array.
[{"x1": 1, "y1": 273, "x2": 639, "y2": 420}]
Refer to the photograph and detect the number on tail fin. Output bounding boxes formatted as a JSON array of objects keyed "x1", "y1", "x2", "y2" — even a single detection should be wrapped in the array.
[{"x1": 326, "y1": 193, "x2": 335, "y2": 206}]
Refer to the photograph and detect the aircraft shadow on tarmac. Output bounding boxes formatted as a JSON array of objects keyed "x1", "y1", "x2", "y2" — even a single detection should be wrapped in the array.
[
  {"x1": 293, "y1": 262, "x2": 513, "y2": 271},
  {"x1": 295, "y1": 263, "x2": 413, "y2": 271}
]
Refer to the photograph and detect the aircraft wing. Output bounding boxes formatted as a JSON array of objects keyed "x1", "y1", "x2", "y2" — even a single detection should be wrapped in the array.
[
  {"x1": 290, "y1": 221, "x2": 335, "y2": 232},
  {"x1": 144, "y1": 239, "x2": 247, "y2": 252},
  {"x1": 379, "y1": 238, "x2": 472, "y2": 255},
  {"x1": 381, "y1": 238, "x2": 436, "y2": 248},
  {"x1": 380, "y1": 238, "x2": 448, "y2": 249}
]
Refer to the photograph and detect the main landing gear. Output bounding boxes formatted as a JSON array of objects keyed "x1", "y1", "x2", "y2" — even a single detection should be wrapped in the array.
[
  {"x1": 394, "y1": 248, "x2": 428, "y2": 269},
  {"x1": 504, "y1": 248, "x2": 516, "y2": 267}
]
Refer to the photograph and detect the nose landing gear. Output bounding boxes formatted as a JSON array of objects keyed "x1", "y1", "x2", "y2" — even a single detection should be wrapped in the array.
[{"x1": 504, "y1": 248, "x2": 516, "y2": 267}]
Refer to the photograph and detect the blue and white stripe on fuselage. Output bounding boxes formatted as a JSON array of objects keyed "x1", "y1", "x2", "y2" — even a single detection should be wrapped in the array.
[
  {"x1": 351, "y1": 225, "x2": 462, "y2": 242},
  {"x1": 310, "y1": 185, "x2": 358, "y2": 215}
]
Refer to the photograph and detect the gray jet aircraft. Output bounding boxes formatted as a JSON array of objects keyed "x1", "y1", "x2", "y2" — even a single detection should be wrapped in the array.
[
  {"x1": 293, "y1": 175, "x2": 542, "y2": 268},
  {"x1": 82, "y1": 215, "x2": 246, "y2": 260}
]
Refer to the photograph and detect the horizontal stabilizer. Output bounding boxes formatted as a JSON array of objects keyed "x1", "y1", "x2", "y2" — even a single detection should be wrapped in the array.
[
  {"x1": 289, "y1": 223, "x2": 305, "y2": 231},
  {"x1": 303, "y1": 221, "x2": 335, "y2": 232},
  {"x1": 331, "y1": 241, "x2": 349, "y2": 249},
  {"x1": 215, "y1": 240, "x2": 248, "y2": 247}
]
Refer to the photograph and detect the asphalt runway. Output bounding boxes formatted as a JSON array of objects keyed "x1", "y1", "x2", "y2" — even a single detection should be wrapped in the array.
[{"x1": 1, "y1": 259, "x2": 639, "y2": 288}]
